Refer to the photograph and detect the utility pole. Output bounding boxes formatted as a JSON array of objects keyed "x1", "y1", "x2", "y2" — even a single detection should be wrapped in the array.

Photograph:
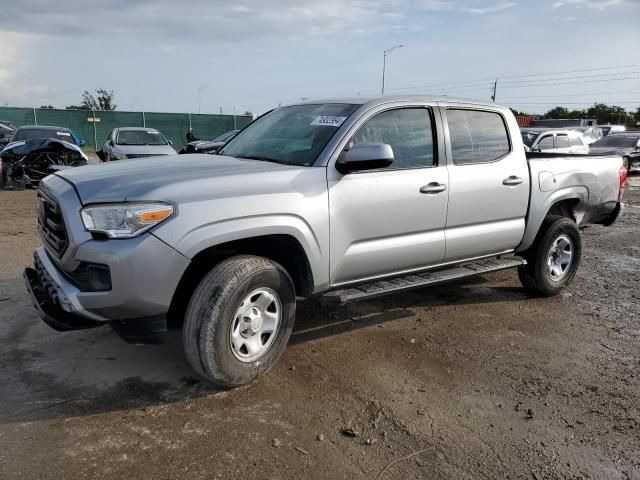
[
  {"x1": 491, "y1": 79, "x2": 498, "y2": 102},
  {"x1": 382, "y1": 45, "x2": 403, "y2": 95}
]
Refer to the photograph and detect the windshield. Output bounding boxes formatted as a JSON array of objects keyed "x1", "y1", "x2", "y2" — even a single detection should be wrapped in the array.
[
  {"x1": 14, "y1": 128, "x2": 74, "y2": 143},
  {"x1": 592, "y1": 135, "x2": 639, "y2": 148},
  {"x1": 220, "y1": 103, "x2": 360, "y2": 166},
  {"x1": 213, "y1": 130, "x2": 239, "y2": 143},
  {"x1": 520, "y1": 131, "x2": 540, "y2": 148},
  {"x1": 116, "y1": 130, "x2": 168, "y2": 146}
]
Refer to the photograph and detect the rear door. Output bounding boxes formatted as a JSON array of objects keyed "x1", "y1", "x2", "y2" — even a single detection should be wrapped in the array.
[
  {"x1": 440, "y1": 106, "x2": 530, "y2": 262},
  {"x1": 554, "y1": 133, "x2": 572, "y2": 153},
  {"x1": 327, "y1": 105, "x2": 449, "y2": 285}
]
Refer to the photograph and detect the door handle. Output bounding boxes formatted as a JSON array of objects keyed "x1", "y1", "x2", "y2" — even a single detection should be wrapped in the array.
[
  {"x1": 420, "y1": 183, "x2": 447, "y2": 194},
  {"x1": 503, "y1": 176, "x2": 523, "y2": 186}
]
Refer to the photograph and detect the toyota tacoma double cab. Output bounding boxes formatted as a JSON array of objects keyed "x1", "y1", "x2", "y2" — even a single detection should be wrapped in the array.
[{"x1": 24, "y1": 96, "x2": 626, "y2": 387}]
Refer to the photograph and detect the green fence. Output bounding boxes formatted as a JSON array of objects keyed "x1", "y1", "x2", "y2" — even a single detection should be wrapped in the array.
[{"x1": 0, "y1": 107, "x2": 252, "y2": 150}]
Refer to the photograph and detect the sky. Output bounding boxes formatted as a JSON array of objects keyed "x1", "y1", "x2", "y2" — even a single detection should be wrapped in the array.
[{"x1": 1, "y1": 0, "x2": 639, "y2": 115}]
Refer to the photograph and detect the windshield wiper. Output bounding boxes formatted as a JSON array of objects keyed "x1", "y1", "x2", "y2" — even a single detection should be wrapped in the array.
[{"x1": 237, "y1": 154, "x2": 291, "y2": 165}]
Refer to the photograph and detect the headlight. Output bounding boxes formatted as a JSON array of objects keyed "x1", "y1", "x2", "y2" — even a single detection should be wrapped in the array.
[
  {"x1": 112, "y1": 152, "x2": 128, "y2": 160},
  {"x1": 81, "y1": 203, "x2": 174, "y2": 238}
]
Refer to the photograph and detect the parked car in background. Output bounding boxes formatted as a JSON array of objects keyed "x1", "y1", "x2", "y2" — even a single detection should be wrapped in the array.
[
  {"x1": 0, "y1": 138, "x2": 88, "y2": 189},
  {"x1": 100, "y1": 127, "x2": 177, "y2": 161},
  {"x1": 24, "y1": 96, "x2": 625, "y2": 387},
  {"x1": 0, "y1": 123, "x2": 15, "y2": 148},
  {"x1": 599, "y1": 125, "x2": 626, "y2": 136},
  {"x1": 589, "y1": 132, "x2": 640, "y2": 172},
  {"x1": 11, "y1": 125, "x2": 86, "y2": 147},
  {"x1": 569, "y1": 126, "x2": 602, "y2": 145},
  {"x1": 180, "y1": 129, "x2": 239, "y2": 154},
  {"x1": 520, "y1": 128, "x2": 589, "y2": 154}
]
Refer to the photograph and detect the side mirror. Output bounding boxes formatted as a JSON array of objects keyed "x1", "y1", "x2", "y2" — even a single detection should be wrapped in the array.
[
  {"x1": 335, "y1": 142, "x2": 394, "y2": 174},
  {"x1": 168, "y1": 140, "x2": 173, "y2": 146},
  {"x1": 109, "y1": 139, "x2": 114, "y2": 146},
  {"x1": 79, "y1": 139, "x2": 86, "y2": 147}
]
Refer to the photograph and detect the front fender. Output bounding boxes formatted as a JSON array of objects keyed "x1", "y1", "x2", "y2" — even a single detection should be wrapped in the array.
[{"x1": 154, "y1": 214, "x2": 329, "y2": 291}]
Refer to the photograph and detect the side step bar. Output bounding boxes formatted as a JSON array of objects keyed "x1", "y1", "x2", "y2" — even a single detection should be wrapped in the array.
[{"x1": 320, "y1": 257, "x2": 526, "y2": 305}]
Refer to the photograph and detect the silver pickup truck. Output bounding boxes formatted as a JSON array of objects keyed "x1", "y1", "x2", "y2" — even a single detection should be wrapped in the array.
[{"x1": 24, "y1": 96, "x2": 626, "y2": 386}]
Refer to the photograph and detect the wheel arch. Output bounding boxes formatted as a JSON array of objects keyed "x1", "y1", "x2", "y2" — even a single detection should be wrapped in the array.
[
  {"x1": 517, "y1": 187, "x2": 587, "y2": 253},
  {"x1": 167, "y1": 233, "x2": 315, "y2": 326}
]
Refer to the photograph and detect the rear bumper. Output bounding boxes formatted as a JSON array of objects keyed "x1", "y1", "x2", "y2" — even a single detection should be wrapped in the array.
[{"x1": 601, "y1": 202, "x2": 623, "y2": 227}]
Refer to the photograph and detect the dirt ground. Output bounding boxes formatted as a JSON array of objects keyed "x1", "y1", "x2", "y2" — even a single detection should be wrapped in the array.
[{"x1": 0, "y1": 177, "x2": 639, "y2": 480}]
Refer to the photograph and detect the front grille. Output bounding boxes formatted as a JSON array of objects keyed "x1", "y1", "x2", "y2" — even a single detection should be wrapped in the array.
[{"x1": 37, "y1": 191, "x2": 68, "y2": 257}]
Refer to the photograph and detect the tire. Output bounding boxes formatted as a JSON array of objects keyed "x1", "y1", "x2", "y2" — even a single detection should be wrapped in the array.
[
  {"x1": 518, "y1": 215, "x2": 582, "y2": 297},
  {"x1": 183, "y1": 255, "x2": 296, "y2": 387}
]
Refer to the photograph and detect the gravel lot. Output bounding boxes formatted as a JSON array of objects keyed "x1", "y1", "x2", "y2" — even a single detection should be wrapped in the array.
[{"x1": 0, "y1": 177, "x2": 638, "y2": 479}]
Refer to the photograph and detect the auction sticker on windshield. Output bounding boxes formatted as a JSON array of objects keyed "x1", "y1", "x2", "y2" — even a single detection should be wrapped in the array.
[{"x1": 310, "y1": 116, "x2": 347, "y2": 127}]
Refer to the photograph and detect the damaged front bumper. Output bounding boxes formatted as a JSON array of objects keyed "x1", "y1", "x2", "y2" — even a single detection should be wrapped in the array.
[{"x1": 23, "y1": 252, "x2": 103, "y2": 331}]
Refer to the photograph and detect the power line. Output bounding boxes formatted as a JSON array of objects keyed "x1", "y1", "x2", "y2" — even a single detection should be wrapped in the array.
[
  {"x1": 497, "y1": 75, "x2": 640, "y2": 89},
  {"x1": 500, "y1": 71, "x2": 640, "y2": 86},
  {"x1": 380, "y1": 64, "x2": 640, "y2": 95},
  {"x1": 504, "y1": 101, "x2": 640, "y2": 105}
]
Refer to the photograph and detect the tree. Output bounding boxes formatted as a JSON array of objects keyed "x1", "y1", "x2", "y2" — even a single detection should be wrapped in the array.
[
  {"x1": 544, "y1": 106, "x2": 572, "y2": 119},
  {"x1": 66, "y1": 88, "x2": 117, "y2": 111},
  {"x1": 510, "y1": 108, "x2": 530, "y2": 117},
  {"x1": 632, "y1": 107, "x2": 640, "y2": 127},
  {"x1": 39, "y1": 105, "x2": 54, "y2": 109},
  {"x1": 585, "y1": 103, "x2": 625, "y2": 125}
]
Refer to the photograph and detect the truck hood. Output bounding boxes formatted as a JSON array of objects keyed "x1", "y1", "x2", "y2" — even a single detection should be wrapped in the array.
[{"x1": 54, "y1": 154, "x2": 309, "y2": 204}]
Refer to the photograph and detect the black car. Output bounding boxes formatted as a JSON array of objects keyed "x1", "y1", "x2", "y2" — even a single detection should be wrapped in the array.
[
  {"x1": 0, "y1": 123, "x2": 15, "y2": 148},
  {"x1": 180, "y1": 129, "x2": 239, "y2": 154},
  {"x1": 0, "y1": 138, "x2": 88, "y2": 189},
  {"x1": 11, "y1": 125, "x2": 86, "y2": 147},
  {"x1": 589, "y1": 133, "x2": 640, "y2": 172}
]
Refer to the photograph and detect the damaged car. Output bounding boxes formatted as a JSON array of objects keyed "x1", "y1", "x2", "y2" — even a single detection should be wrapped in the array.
[{"x1": 0, "y1": 138, "x2": 88, "y2": 189}]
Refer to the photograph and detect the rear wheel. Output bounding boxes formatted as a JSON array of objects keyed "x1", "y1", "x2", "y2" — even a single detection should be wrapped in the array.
[
  {"x1": 518, "y1": 216, "x2": 582, "y2": 297},
  {"x1": 183, "y1": 255, "x2": 296, "y2": 387}
]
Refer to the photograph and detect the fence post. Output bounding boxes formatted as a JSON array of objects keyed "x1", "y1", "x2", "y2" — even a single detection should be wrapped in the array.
[
  {"x1": 188, "y1": 113, "x2": 192, "y2": 131},
  {"x1": 142, "y1": 111, "x2": 146, "y2": 127},
  {"x1": 92, "y1": 109, "x2": 98, "y2": 150},
  {"x1": 33, "y1": 108, "x2": 38, "y2": 125}
]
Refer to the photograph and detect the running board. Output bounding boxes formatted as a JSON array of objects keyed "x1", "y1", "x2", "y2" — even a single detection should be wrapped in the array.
[{"x1": 320, "y1": 257, "x2": 526, "y2": 305}]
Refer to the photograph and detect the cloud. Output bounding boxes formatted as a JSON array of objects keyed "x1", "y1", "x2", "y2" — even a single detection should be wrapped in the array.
[
  {"x1": 0, "y1": 32, "x2": 51, "y2": 107},
  {"x1": 416, "y1": 0, "x2": 517, "y2": 14},
  {"x1": 1, "y1": 0, "x2": 520, "y2": 44},
  {"x1": 553, "y1": 0, "x2": 625, "y2": 9}
]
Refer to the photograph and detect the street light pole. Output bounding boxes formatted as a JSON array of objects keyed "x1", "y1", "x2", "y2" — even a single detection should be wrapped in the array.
[
  {"x1": 197, "y1": 84, "x2": 212, "y2": 114},
  {"x1": 381, "y1": 45, "x2": 403, "y2": 95}
]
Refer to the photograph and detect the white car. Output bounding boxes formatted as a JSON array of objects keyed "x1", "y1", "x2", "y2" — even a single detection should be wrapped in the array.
[{"x1": 520, "y1": 128, "x2": 589, "y2": 154}]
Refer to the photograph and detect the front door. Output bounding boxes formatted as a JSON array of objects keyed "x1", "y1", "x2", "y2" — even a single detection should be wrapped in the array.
[{"x1": 328, "y1": 107, "x2": 449, "y2": 285}]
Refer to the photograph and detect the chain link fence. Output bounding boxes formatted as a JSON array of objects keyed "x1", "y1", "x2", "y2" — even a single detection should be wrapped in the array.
[{"x1": 0, "y1": 107, "x2": 252, "y2": 150}]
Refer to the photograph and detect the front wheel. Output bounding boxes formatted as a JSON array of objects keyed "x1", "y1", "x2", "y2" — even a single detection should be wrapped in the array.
[
  {"x1": 518, "y1": 216, "x2": 582, "y2": 297},
  {"x1": 183, "y1": 255, "x2": 296, "y2": 387}
]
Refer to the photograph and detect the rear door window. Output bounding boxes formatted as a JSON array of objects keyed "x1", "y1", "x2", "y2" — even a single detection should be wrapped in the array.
[
  {"x1": 556, "y1": 135, "x2": 570, "y2": 149},
  {"x1": 569, "y1": 135, "x2": 583, "y2": 147},
  {"x1": 447, "y1": 109, "x2": 510, "y2": 165}
]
